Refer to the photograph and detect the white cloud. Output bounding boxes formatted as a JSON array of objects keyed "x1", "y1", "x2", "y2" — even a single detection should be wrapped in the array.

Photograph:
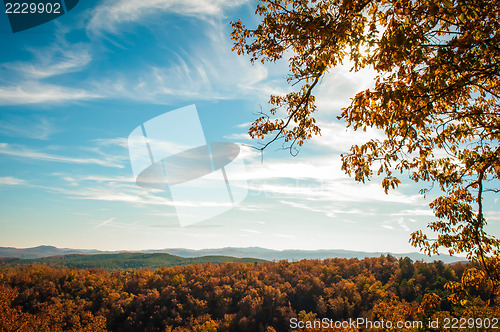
[
  {"x1": 243, "y1": 156, "x2": 345, "y2": 181},
  {"x1": 485, "y1": 211, "x2": 500, "y2": 221},
  {"x1": 55, "y1": 173, "x2": 136, "y2": 186},
  {"x1": 0, "y1": 116, "x2": 55, "y2": 140},
  {"x1": 0, "y1": 177, "x2": 28, "y2": 186},
  {"x1": 88, "y1": 0, "x2": 248, "y2": 34},
  {"x1": 94, "y1": 217, "x2": 116, "y2": 229},
  {"x1": 279, "y1": 200, "x2": 331, "y2": 215},
  {"x1": 315, "y1": 60, "x2": 378, "y2": 115},
  {"x1": 92, "y1": 137, "x2": 129, "y2": 149},
  {"x1": 380, "y1": 217, "x2": 416, "y2": 232},
  {"x1": 310, "y1": 120, "x2": 385, "y2": 153},
  {"x1": 248, "y1": 178, "x2": 420, "y2": 204},
  {"x1": 86, "y1": 7, "x2": 277, "y2": 104},
  {"x1": 240, "y1": 228, "x2": 261, "y2": 234},
  {"x1": 89, "y1": 217, "x2": 145, "y2": 231},
  {"x1": 276, "y1": 234, "x2": 295, "y2": 239},
  {"x1": 397, "y1": 217, "x2": 410, "y2": 231},
  {"x1": 79, "y1": 175, "x2": 135, "y2": 183},
  {"x1": 48, "y1": 175, "x2": 235, "y2": 210},
  {"x1": 391, "y1": 209, "x2": 434, "y2": 217},
  {"x1": 236, "y1": 150, "x2": 424, "y2": 207},
  {"x1": 75, "y1": 188, "x2": 232, "y2": 209},
  {"x1": 0, "y1": 39, "x2": 97, "y2": 105},
  {"x1": 0, "y1": 82, "x2": 100, "y2": 106},
  {"x1": 0, "y1": 143, "x2": 124, "y2": 168},
  {"x1": 223, "y1": 133, "x2": 251, "y2": 141},
  {"x1": 235, "y1": 122, "x2": 254, "y2": 129},
  {"x1": 100, "y1": 43, "x2": 269, "y2": 103},
  {"x1": 88, "y1": 46, "x2": 267, "y2": 103},
  {"x1": 59, "y1": 185, "x2": 171, "y2": 205},
  {"x1": 5, "y1": 44, "x2": 92, "y2": 80}
]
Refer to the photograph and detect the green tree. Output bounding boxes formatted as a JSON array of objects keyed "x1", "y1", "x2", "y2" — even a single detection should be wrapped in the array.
[{"x1": 231, "y1": 0, "x2": 500, "y2": 293}]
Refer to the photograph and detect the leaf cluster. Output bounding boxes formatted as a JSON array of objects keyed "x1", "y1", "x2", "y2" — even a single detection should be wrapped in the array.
[{"x1": 231, "y1": 0, "x2": 500, "y2": 288}]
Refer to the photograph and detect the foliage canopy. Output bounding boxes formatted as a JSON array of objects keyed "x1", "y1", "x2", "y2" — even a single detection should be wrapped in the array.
[
  {"x1": 231, "y1": 0, "x2": 500, "y2": 291},
  {"x1": 1, "y1": 258, "x2": 493, "y2": 331}
]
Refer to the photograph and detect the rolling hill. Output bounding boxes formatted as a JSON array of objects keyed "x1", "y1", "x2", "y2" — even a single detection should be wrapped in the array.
[
  {"x1": 0, "y1": 245, "x2": 466, "y2": 264},
  {"x1": 1, "y1": 252, "x2": 266, "y2": 270}
]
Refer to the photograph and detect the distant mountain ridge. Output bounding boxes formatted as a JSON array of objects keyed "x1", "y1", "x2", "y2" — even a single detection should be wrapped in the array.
[
  {"x1": 0, "y1": 245, "x2": 465, "y2": 263},
  {"x1": 0, "y1": 245, "x2": 105, "y2": 259}
]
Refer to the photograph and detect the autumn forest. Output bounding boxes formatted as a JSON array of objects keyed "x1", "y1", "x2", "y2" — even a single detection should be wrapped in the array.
[{"x1": 1, "y1": 256, "x2": 498, "y2": 331}]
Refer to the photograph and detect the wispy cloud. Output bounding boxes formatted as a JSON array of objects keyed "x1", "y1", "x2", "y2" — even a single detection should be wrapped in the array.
[
  {"x1": 485, "y1": 211, "x2": 500, "y2": 221},
  {"x1": 47, "y1": 174, "x2": 235, "y2": 210},
  {"x1": 88, "y1": 0, "x2": 248, "y2": 34},
  {"x1": 75, "y1": 175, "x2": 135, "y2": 183},
  {"x1": 279, "y1": 201, "x2": 377, "y2": 218},
  {"x1": 315, "y1": 60, "x2": 378, "y2": 115},
  {"x1": 397, "y1": 218, "x2": 410, "y2": 232},
  {"x1": 0, "y1": 1, "x2": 266, "y2": 106},
  {"x1": 223, "y1": 133, "x2": 251, "y2": 141},
  {"x1": 89, "y1": 217, "x2": 146, "y2": 231},
  {"x1": 89, "y1": 39, "x2": 268, "y2": 103},
  {"x1": 278, "y1": 200, "x2": 330, "y2": 215},
  {"x1": 66, "y1": 186, "x2": 233, "y2": 209},
  {"x1": 94, "y1": 217, "x2": 116, "y2": 229},
  {"x1": 0, "y1": 176, "x2": 28, "y2": 186},
  {"x1": 391, "y1": 209, "x2": 434, "y2": 217},
  {"x1": 0, "y1": 38, "x2": 97, "y2": 106},
  {"x1": 0, "y1": 82, "x2": 100, "y2": 106},
  {"x1": 235, "y1": 122, "x2": 254, "y2": 129},
  {"x1": 4, "y1": 43, "x2": 92, "y2": 80},
  {"x1": 309, "y1": 120, "x2": 385, "y2": 153},
  {"x1": 380, "y1": 217, "x2": 416, "y2": 232},
  {"x1": 237, "y1": 151, "x2": 425, "y2": 208},
  {"x1": 92, "y1": 137, "x2": 129, "y2": 149},
  {"x1": 86, "y1": 7, "x2": 276, "y2": 104},
  {"x1": 243, "y1": 157, "x2": 345, "y2": 181},
  {"x1": 240, "y1": 228, "x2": 261, "y2": 234},
  {"x1": 249, "y1": 179, "x2": 420, "y2": 204},
  {"x1": 50, "y1": 182, "x2": 171, "y2": 206},
  {"x1": 276, "y1": 234, "x2": 295, "y2": 239},
  {"x1": 0, "y1": 143, "x2": 124, "y2": 168},
  {"x1": 0, "y1": 116, "x2": 55, "y2": 140}
]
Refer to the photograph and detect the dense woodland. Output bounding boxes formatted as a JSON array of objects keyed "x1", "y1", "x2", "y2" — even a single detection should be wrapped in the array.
[
  {"x1": 0, "y1": 253, "x2": 265, "y2": 270},
  {"x1": 0, "y1": 256, "x2": 498, "y2": 331}
]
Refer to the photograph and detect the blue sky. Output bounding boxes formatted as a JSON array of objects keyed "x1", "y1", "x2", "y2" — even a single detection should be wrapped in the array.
[{"x1": 0, "y1": 0, "x2": 498, "y2": 253}]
